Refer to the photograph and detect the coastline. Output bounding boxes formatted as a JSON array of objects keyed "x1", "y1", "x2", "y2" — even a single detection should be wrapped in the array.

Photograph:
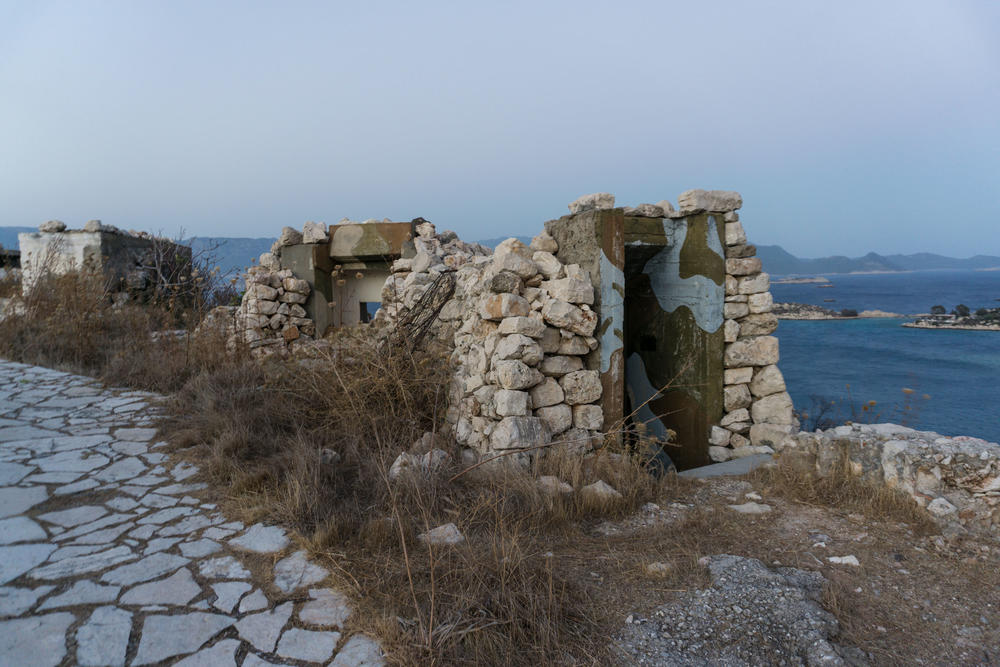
[{"x1": 901, "y1": 322, "x2": 1000, "y2": 332}]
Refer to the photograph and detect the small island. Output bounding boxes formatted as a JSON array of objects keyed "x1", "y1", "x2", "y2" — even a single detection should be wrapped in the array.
[
  {"x1": 773, "y1": 302, "x2": 903, "y2": 320},
  {"x1": 903, "y1": 304, "x2": 1000, "y2": 331}
]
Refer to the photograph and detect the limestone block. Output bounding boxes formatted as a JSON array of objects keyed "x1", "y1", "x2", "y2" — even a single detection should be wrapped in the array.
[
  {"x1": 536, "y1": 404, "x2": 572, "y2": 435},
  {"x1": 730, "y1": 445, "x2": 774, "y2": 459},
  {"x1": 560, "y1": 370, "x2": 602, "y2": 405},
  {"x1": 530, "y1": 377, "x2": 564, "y2": 408},
  {"x1": 495, "y1": 390, "x2": 530, "y2": 417},
  {"x1": 415, "y1": 221, "x2": 436, "y2": 238},
  {"x1": 726, "y1": 244, "x2": 757, "y2": 259},
  {"x1": 623, "y1": 203, "x2": 665, "y2": 217},
  {"x1": 724, "y1": 302, "x2": 749, "y2": 319},
  {"x1": 720, "y1": 408, "x2": 750, "y2": 427},
  {"x1": 725, "y1": 258, "x2": 762, "y2": 276},
  {"x1": 269, "y1": 313, "x2": 288, "y2": 330},
  {"x1": 539, "y1": 355, "x2": 584, "y2": 377},
  {"x1": 725, "y1": 221, "x2": 747, "y2": 246},
  {"x1": 723, "y1": 211, "x2": 739, "y2": 222},
  {"x1": 493, "y1": 334, "x2": 544, "y2": 366},
  {"x1": 282, "y1": 278, "x2": 310, "y2": 295},
  {"x1": 479, "y1": 293, "x2": 531, "y2": 321},
  {"x1": 573, "y1": 404, "x2": 604, "y2": 431},
  {"x1": 564, "y1": 264, "x2": 589, "y2": 281},
  {"x1": 725, "y1": 275, "x2": 738, "y2": 296},
  {"x1": 748, "y1": 292, "x2": 773, "y2": 314},
  {"x1": 568, "y1": 193, "x2": 615, "y2": 214},
  {"x1": 279, "y1": 292, "x2": 308, "y2": 304},
  {"x1": 724, "y1": 319, "x2": 739, "y2": 343},
  {"x1": 498, "y1": 316, "x2": 546, "y2": 338},
  {"x1": 532, "y1": 251, "x2": 563, "y2": 279},
  {"x1": 489, "y1": 271, "x2": 523, "y2": 294},
  {"x1": 725, "y1": 294, "x2": 748, "y2": 303},
  {"x1": 541, "y1": 300, "x2": 597, "y2": 336},
  {"x1": 580, "y1": 480, "x2": 622, "y2": 503},
  {"x1": 253, "y1": 284, "x2": 279, "y2": 300},
  {"x1": 710, "y1": 426, "x2": 731, "y2": 446},
  {"x1": 302, "y1": 221, "x2": 329, "y2": 244},
  {"x1": 738, "y1": 273, "x2": 770, "y2": 295},
  {"x1": 749, "y1": 423, "x2": 795, "y2": 448},
  {"x1": 490, "y1": 416, "x2": 548, "y2": 450},
  {"x1": 725, "y1": 421, "x2": 752, "y2": 435},
  {"x1": 738, "y1": 313, "x2": 778, "y2": 337},
  {"x1": 539, "y1": 327, "x2": 561, "y2": 353},
  {"x1": 530, "y1": 231, "x2": 559, "y2": 253},
  {"x1": 39, "y1": 220, "x2": 67, "y2": 232},
  {"x1": 494, "y1": 360, "x2": 544, "y2": 390},
  {"x1": 542, "y1": 278, "x2": 594, "y2": 305},
  {"x1": 251, "y1": 300, "x2": 279, "y2": 316},
  {"x1": 537, "y1": 475, "x2": 573, "y2": 496},
  {"x1": 557, "y1": 336, "x2": 590, "y2": 355},
  {"x1": 709, "y1": 446, "x2": 733, "y2": 462},
  {"x1": 724, "y1": 368, "x2": 753, "y2": 385},
  {"x1": 677, "y1": 189, "x2": 742, "y2": 214},
  {"x1": 724, "y1": 384, "x2": 752, "y2": 411},
  {"x1": 278, "y1": 226, "x2": 302, "y2": 247},
  {"x1": 750, "y1": 392, "x2": 795, "y2": 425},
  {"x1": 258, "y1": 252, "x2": 281, "y2": 270},
  {"x1": 391, "y1": 258, "x2": 413, "y2": 273},
  {"x1": 730, "y1": 433, "x2": 750, "y2": 448},
  {"x1": 725, "y1": 336, "x2": 779, "y2": 368},
  {"x1": 493, "y1": 252, "x2": 538, "y2": 279},
  {"x1": 749, "y1": 364, "x2": 786, "y2": 398}
]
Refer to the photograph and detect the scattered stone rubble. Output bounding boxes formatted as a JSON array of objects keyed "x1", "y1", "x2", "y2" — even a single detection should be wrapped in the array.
[
  {"x1": 615, "y1": 554, "x2": 865, "y2": 666},
  {"x1": 775, "y1": 422, "x2": 1000, "y2": 537}
]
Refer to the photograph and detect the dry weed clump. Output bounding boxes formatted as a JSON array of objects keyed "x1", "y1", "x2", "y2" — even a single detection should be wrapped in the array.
[
  {"x1": 163, "y1": 328, "x2": 668, "y2": 665},
  {"x1": 0, "y1": 269, "x2": 235, "y2": 392}
]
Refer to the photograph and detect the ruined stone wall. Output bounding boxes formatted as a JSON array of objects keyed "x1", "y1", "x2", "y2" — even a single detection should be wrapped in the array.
[{"x1": 378, "y1": 222, "x2": 606, "y2": 460}]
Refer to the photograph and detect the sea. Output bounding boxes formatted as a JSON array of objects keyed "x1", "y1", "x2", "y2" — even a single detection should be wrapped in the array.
[{"x1": 770, "y1": 270, "x2": 1000, "y2": 443}]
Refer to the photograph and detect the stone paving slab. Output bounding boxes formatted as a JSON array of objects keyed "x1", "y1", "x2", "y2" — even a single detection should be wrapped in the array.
[{"x1": 0, "y1": 359, "x2": 384, "y2": 666}]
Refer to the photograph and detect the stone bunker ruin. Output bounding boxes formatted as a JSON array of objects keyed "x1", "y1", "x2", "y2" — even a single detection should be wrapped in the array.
[{"x1": 239, "y1": 190, "x2": 796, "y2": 470}]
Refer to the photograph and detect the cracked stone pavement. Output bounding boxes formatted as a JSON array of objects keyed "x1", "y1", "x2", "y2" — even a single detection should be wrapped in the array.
[{"x1": 0, "y1": 360, "x2": 385, "y2": 666}]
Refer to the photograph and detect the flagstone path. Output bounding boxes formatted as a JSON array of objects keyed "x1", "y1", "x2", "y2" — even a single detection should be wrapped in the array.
[{"x1": 0, "y1": 360, "x2": 384, "y2": 666}]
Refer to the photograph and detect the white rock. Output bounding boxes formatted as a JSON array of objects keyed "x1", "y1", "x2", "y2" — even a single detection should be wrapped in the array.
[
  {"x1": 530, "y1": 231, "x2": 559, "y2": 253},
  {"x1": 580, "y1": 480, "x2": 622, "y2": 504},
  {"x1": 330, "y1": 635, "x2": 385, "y2": 666},
  {"x1": 229, "y1": 523, "x2": 288, "y2": 554},
  {"x1": 38, "y1": 505, "x2": 107, "y2": 528},
  {"x1": 724, "y1": 367, "x2": 754, "y2": 386},
  {"x1": 299, "y1": 588, "x2": 352, "y2": 628},
  {"x1": 494, "y1": 360, "x2": 544, "y2": 390},
  {"x1": 0, "y1": 516, "x2": 47, "y2": 544},
  {"x1": 235, "y1": 602, "x2": 294, "y2": 653},
  {"x1": 198, "y1": 556, "x2": 251, "y2": 580},
  {"x1": 724, "y1": 384, "x2": 752, "y2": 411},
  {"x1": 748, "y1": 292, "x2": 773, "y2": 314},
  {"x1": 749, "y1": 365, "x2": 786, "y2": 398},
  {"x1": 239, "y1": 589, "x2": 269, "y2": 613},
  {"x1": 708, "y1": 446, "x2": 733, "y2": 462},
  {"x1": 1, "y1": 584, "x2": 55, "y2": 615},
  {"x1": 559, "y1": 370, "x2": 602, "y2": 405},
  {"x1": 494, "y1": 389, "x2": 530, "y2": 417},
  {"x1": 273, "y1": 551, "x2": 328, "y2": 593},
  {"x1": 529, "y1": 377, "x2": 564, "y2": 408},
  {"x1": 738, "y1": 272, "x2": 769, "y2": 295},
  {"x1": 417, "y1": 523, "x2": 465, "y2": 546},
  {"x1": 493, "y1": 334, "x2": 544, "y2": 366},
  {"x1": 724, "y1": 336, "x2": 779, "y2": 368},
  {"x1": 727, "y1": 501, "x2": 772, "y2": 514},
  {"x1": 677, "y1": 189, "x2": 742, "y2": 214},
  {"x1": 827, "y1": 555, "x2": 861, "y2": 566},
  {"x1": 532, "y1": 251, "x2": 563, "y2": 279},
  {"x1": 725, "y1": 221, "x2": 747, "y2": 245},
  {"x1": 709, "y1": 426, "x2": 731, "y2": 446},
  {"x1": 535, "y1": 404, "x2": 573, "y2": 435},
  {"x1": 927, "y1": 497, "x2": 957, "y2": 517},
  {"x1": 76, "y1": 606, "x2": 132, "y2": 667},
  {"x1": 173, "y1": 639, "x2": 240, "y2": 667},
  {"x1": 276, "y1": 627, "x2": 341, "y2": 663},
  {"x1": 133, "y1": 613, "x2": 234, "y2": 665},
  {"x1": 29, "y1": 545, "x2": 135, "y2": 580},
  {"x1": 39, "y1": 220, "x2": 67, "y2": 233},
  {"x1": 302, "y1": 221, "x2": 329, "y2": 243},
  {"x1": 101, "y1": 552, "x2": 189, "y2": 586},
  {"x1": 542, "y1": 278, "x2": 593, "y2": 305},
  {"x1": 539, "y1": 355, "x2": 584, "y2": 377},
  {"x1": 121, "y1": 567, "x2": 200, "y2": 606},
  {"x1": 497, "y1": 316, "x2": 546, "y2": 338},
  {"x1": 572, "y1": 404, "x2": 604, "y2": 430},
  {"x1": 537, "y1": 476, "x2": 573, "y2": 497},
  {"x1": 490, "y1": 416, "x2": 548, "y2": 450},
  {"x1": 541, "y1": 300, "x2": 597, "y2": 336},
  {"x1": 210, "y1": 582, "x2": 252, "y2": 613},
  {"x1": 277, "y1": 226, "x2": 302, "y2": 246},
  {"x1": 750, "y1": 392, "x2": 795, "y2": 425},
  {"x1": 730, "y1": 445, "x2": 774, "y2": 459},
  {"x1": 568, "y1": 193, "x2": 615, "y2": 214},
  {"x1": 0, "y1": 613, "x2": 74, "y2": 667}
]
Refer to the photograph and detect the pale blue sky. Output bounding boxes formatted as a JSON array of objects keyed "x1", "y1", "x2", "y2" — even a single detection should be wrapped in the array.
[{"x1": 1, "y1": 1, "x2": 998, "y2": 256}]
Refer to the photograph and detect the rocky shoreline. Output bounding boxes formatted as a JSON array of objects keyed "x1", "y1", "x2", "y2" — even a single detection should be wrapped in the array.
[
  {"x1": 905, "y1": 306, "x2": 1000, "y2": 331},
  {"x1": 773, "y1": 302, "x2": 903, "y2": 320},
  {"x1": 902, "y1": 321, "x2": 1000, "y2": 331}
]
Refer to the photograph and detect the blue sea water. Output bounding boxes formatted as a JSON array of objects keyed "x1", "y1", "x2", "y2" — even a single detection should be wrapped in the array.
[{"x1": 769, "y1": 270, "x2": 1000, "y2": 443}]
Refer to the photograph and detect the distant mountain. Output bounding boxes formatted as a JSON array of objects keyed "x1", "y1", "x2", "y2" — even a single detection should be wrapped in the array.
[
  {"x1": 187, "y1": 237, "x2": 275, "y2": 277},
  {"x1": 756, "y1": 246, "x2": 1000, "y2": 276},
  {"x1": 0, "y1": 227, "x2": 36, "y2": 251}
]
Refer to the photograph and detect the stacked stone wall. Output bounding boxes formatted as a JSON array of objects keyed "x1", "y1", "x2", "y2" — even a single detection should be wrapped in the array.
[
  {"x1": 237, "y1": 265, "x2": 315, "y2": 356},
  {"x1": 378, "y1": 222, "x2": 606, "y2": 460}
]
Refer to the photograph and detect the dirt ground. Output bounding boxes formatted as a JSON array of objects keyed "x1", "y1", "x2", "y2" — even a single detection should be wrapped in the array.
[{"x1": 554, "y1": 473, "x2": 1000, "y2": 666}]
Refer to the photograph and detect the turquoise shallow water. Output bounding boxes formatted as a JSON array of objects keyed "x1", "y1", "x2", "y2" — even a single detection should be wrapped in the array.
[{"x1": 770, "y1": 271, "x2": 1000, "y2": 442}]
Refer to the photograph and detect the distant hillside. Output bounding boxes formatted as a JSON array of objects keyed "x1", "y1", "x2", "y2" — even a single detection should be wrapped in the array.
[
  {"x1": 188, "y1": 237, "x2": 275, "y2": 276},
  {"x1": 0, "y1": 227, "x2": 36, "y2": 250},
  {"x1": 756, "y1": 246, "x2": 1000, "y2": 276}
]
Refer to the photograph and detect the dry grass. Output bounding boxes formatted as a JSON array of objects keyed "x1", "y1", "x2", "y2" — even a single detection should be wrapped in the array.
[
  {"x1": 162, "y1": 330, "x2": 669, "y2": 665},
  {"x1": 0, "y1": 270, "x2": 234, "y2": 392}
]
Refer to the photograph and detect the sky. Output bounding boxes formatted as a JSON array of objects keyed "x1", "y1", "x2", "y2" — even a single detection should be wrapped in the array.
[{"x1": 1, "y1": 1, "x2": 998, "y2": 257}]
